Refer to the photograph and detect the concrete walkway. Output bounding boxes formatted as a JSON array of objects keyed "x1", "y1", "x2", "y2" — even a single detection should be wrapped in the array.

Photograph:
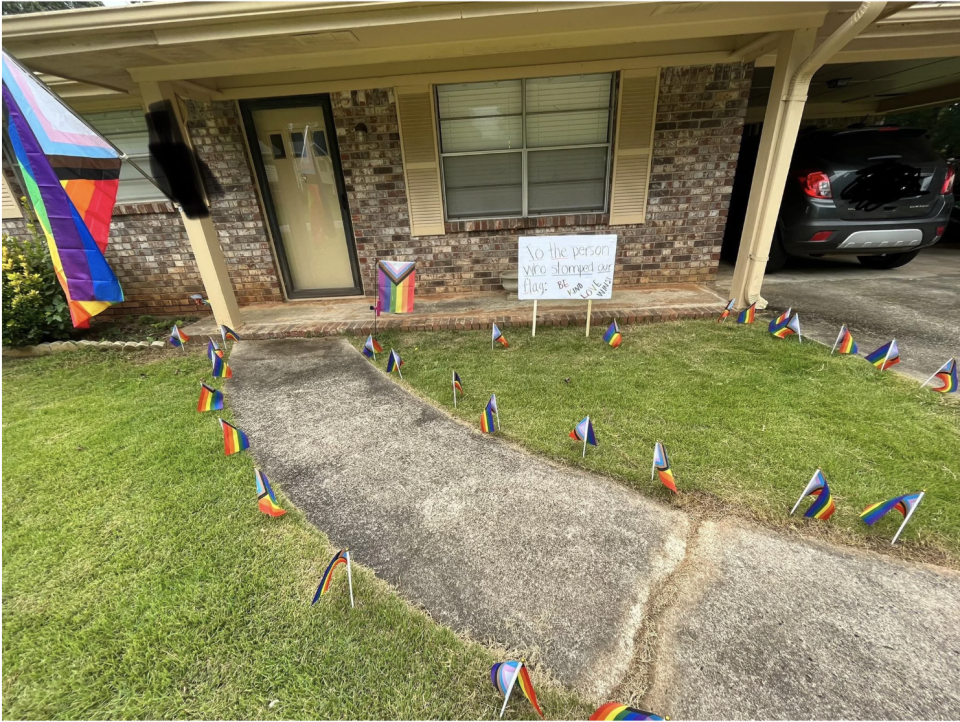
[{"x1": 228, "y1": 339, "x2": 960, "y2": 718}]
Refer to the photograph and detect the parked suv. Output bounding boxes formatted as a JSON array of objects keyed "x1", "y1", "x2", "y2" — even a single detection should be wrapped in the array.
[{"x1": 724, "y1": 126, "x2": 955, "y2": 271}]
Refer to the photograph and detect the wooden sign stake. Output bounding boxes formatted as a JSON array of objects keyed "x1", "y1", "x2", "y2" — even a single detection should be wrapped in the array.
[
  {"x1": 532, "y1": 300, "x2": 538, "y2": 337},
  {"x1": 585, "y1": 300, "x2": 593, "y2": 337}
]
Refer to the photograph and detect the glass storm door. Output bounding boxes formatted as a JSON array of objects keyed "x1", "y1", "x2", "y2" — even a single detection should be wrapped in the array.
[{"x1": 241, "y1": 96, "x2": 361, "y2": 297}]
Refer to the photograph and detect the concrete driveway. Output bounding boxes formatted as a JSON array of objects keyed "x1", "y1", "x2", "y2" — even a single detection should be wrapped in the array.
[{"x1": 716, "y1": 245, "x2": 960, "y2": 382}]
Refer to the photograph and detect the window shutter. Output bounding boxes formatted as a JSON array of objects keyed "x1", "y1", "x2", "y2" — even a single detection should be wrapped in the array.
[
  {"x1": 609, "y1": 69, "x2": 659, "y2": 225},
  {"x1": 396, "y1": 85, "x2": 445, "y2": 236},
  {"x1": 2, "y1": 175, "x2": 23, "y2": 220}
]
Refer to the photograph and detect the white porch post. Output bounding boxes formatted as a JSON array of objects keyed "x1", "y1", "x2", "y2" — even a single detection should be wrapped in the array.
[{"x1": 137, "y1": 80, "x2": 242, "y2": 329}]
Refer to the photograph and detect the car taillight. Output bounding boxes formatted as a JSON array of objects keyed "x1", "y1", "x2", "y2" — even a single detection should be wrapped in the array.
[
  {"x1": 935, "y1": 226, "x2": 946, "y2": 239},
  {"x1": 799, "y1": 171, "x2": 833, "y2": 199},
  {"x1": 942, "y1": 166, "x2": 955, "y2": 195},
  {"x1": 809, "y1": 231, "x2": 833, "y2": 242}
]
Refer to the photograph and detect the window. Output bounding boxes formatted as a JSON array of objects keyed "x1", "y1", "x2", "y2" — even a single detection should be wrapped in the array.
[
  {"x1": 84, "y1": 110, "x2": 167, "y2": 204},
  {"x1": 436, "y1": 73, "x2": 615, "y2": 220}
]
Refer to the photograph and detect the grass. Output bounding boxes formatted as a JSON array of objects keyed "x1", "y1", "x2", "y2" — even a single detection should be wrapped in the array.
[
  {"x1": 359, "y1": 319, "x2": 960, "y2": 564},
  {"x1": 2, "y1": 349, "x2": 590, "y2": 720}
]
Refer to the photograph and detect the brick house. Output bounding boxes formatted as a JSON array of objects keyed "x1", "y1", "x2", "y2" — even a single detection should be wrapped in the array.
[{"x1": 3, "y1": 2, "x2": 957, "y2": 328}]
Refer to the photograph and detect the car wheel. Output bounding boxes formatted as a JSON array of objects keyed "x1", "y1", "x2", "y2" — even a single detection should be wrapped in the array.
[
  {"x1": 857, "y1": 250, "x2": 921, "y2": 269},
  {"x1": 766, "y1": 229, "x2": 789, "y2": 273}
]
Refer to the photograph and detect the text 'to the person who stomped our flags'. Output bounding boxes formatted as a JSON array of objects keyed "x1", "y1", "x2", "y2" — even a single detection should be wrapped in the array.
[
  {"x1": 860, "y1": 491, "x2": 924, "y2": 544},
  {"x1": 569, "y1": 415, "x2": 598, "y2": 457},
  {"x1": 255, "y1": 468, "x2": 286, "y2": 518},
  {"x1": 865, "y1": 339, "x2": 900, "y2": 371},
  {"x1": 490, "y1": 661, "x2": 544, "y2": 719},
  {"x1": 312, "y1": 548, "x2": 354, "y2": 608},
  {"x1": 361, "y1": 335, "x2": 383, "y2": 360},
  {"x1": 219, "y1": 418, "x2": 250, "y2": 456},
  {"x1": 603, "y1": 320, "x2": 623, "y2": 348},
  {"x1": 652, "y1": 441, "x2": 678, "y2": 494},
  {"x1": 922, "y1": 358, "x2": 957, "y2": 393},
  {"x1": 492, "y1": 323, "x2": 509, "y2": 349},
  {"x1": 789, "y1": 468, "x2": 836, "y2": 520}
]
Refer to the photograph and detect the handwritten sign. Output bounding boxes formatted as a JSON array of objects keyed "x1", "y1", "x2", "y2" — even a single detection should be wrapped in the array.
[{"x1": 518, "y1": 235, "x2": 617, "y2": 300}]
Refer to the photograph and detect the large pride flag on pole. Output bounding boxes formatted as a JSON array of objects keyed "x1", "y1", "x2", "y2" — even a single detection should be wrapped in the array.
[
  {"x1": 377, "y1": 260, "x2": 416, "y2": 313},
  {"x1": 2, "y1": 50, "x2": 125, "y2": 327}
]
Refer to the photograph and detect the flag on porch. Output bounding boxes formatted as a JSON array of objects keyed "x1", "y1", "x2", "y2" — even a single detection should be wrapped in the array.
[
  {"x1": 590, "y1": 703, "x2": 665, "y2": 721},
  {"x1": 652, "y1": 441, "x2": 677, "y2": 493},
  {"x1": 169, "y1": 325, "x2": 189, "y2": 348},
  {"x1": 490, "y1": 661, "x2": 544, "y2": 719},
  {"x1": 312, "y1": 548, "x2": 354, "y2": 607},
  {"x1": 772, "y1": 313, "x2": 801, "y2": 341},
  {"x1": 377, "y1": 260, "x2": 416, "y2": 313},
  {"x1": 831, "y1": 325, "x2": 858, "y2": 354},
  {"x1": 865, "y1": 339, "x2": 900, "y2": 370},
  {"x1": 603, "y1": 320, "x2": 623, "y2": 348},
  {"x1": 860, "y1": 491, "x2": 924, "y2": 544},
  {"x1": 768, "y1": 307, "x2": 792, "y2": 333},
  {"x1": 492, "y1": 323, "x2": 509, "y2": 348},
  {"x1": 197, "y1": 382, "x2": 223, "y2": 412},
  {"x1": 924, "y1": 358, "x2": 957, "y2": 393},
  {"x1": 362, "y1": 335, "x2": 382, "y2": 360},
  {"x1": 789, "y1": 469, "x2": 836, "y2": 520},
  {"x1": 737, "y1": 302, "x2": 756, "y2": 324},
  {"x1": 221, "y1": 325, "x2": 240, "y2": 342},
  {"x1": 255, "y1": 468, "x2": 286, "y2": 517},
  {"x1": 219, "y1": 418, "x2": 250, "y2": 455},
  {"x1": 717, "y1": 298, "x2": 735, "y2": 323}
]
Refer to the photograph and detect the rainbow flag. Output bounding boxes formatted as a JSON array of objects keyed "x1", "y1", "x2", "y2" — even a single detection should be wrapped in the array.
[
  {"x1": 570, "y1": 415, "x2": 598, "y2": 457},
  {"x1": 652, "y1": 441, "x2": 677, "y2": 494},
  {"x1": 772, "y1": 313, "x2": 801, "y2": 341},
  {"x1": 255, "y1": 468, "x2": 286, "y2": 518},
  {"x1": 361, "y1": 335, "x2": 383, "y2": 360},
  {"x1": 207, "y1": 338, "x2": 224, "y2": 361},
  {"x1": 219, "y1": 418, "x2": 249, "y2": 455},
  {"x1": 865, "y1": 339, "x2": 900, "y2": 370},
  {"x1": 2, "y1": 50, "x2": 125, "y2": 328},
  {"x1": 590, "y1": 703, "x2": 665, "y2": 721},
  {"x1": 481, "y1": 395, "x2": 498, "y2": 433},
  {"x1": 768, "y1": 307, "x2": 792, "y2": 333},
  {"x1": 221, "y1": 325, "x2": 240, "y2": 342},
  {"x1": 169, "y1": 325, "x2": 189, "y2": 349},
  {"x1": 453, "y1": 371, "x2": 463, "y2": 407},
  {"x1": 386, "y1": 349, "x2": 403, "y2": 378},
  {"x1": 492, "y1": 323, "x2": 509, "y2": 348},
  {"x1": 377, "y1": 260, "x2": 416, "y2": 313},
  {"x1": 860, "y1": 491, "x2": 924, "y2": 544},
  {"x1": 718, "y1": 298, "x2": 735, "y2": 323},
  {"x1": 790, "y1": 469, "x2": 836, "y2": 520},
  {"x1": 831, "y1": 325, "x2": 858, "y2": 355},
  {"x1": 312, "y1": 548, "x2": 354, "y2": 607},
  {"x1": 490, "y1": 661, "x2": 544, "y2": 719},
  {"x1": 197, "y1": 382, "x2": 224, "y2": 412},
  {"x1": 211, "y1": 353, "x2": 233, "y2": 379},
  {"x1": 925, "y1": 358, "x2": 957, "y2": 393},
  {"x1": 603, "y1": 320, "x2": 623, "y2": 348},
  {"x1": 737, "y1": 302, "x2": 756, "y2": 324}
]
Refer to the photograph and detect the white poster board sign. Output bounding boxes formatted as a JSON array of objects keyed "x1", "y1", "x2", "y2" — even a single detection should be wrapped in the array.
[{"x1": 518, "y1": 235, "x2": 617, "y2": 300}]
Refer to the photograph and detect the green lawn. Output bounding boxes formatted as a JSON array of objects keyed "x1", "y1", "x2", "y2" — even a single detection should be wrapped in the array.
[
  {"x1": 2, "y1": 350, "x2": 589, "y2": 720},
  {"x1": 362, "y1": 319, "x2": 960, "y2": 563}
]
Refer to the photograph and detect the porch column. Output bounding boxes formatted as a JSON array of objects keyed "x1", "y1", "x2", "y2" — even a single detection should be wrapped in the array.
[
  {"x1": 728, "y1": 28, "x2": 817, "y2": 308},
  {"x1": 137, "y1": 80, "x2": 242, "y2": 329}
]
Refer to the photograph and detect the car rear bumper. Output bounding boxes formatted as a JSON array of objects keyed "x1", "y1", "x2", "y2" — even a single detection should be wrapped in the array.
[{"x1": 780, "y1": 198, "x2": 954, "y2": 256}]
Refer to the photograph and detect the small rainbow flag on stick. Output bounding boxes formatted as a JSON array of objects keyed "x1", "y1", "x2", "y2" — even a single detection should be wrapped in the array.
[
  {"x1": 219, "y1": 418, "x2": 250, "y2": 456},
  {"x1": 452, "y1": 371, "x2": 463, "y2": 408},
  {"x1": 491, "y1": 661, "x2": 544, "y2": 719},
  {"x1": 772, "y1": 312, "x2": 801, "y2": 342},
  {"x1": 197, "y1": 382, "x2": 224, "y2": 412},
  {"x1": 718, "y1": 298, "x2": 735, "y2": 323},
  {"x1": 386, "y1": 349, "x2": 403, "y2": 379},
  {"x1": 361, "y1": 335, "x2": 382, "y2": 360},
  {"x1": 211, "y1": 353, "x2": 233, "y2": 378},
  {"x1": 768, "y1": 307, "x2": 792, "y2": 333},
  {"x1": 221, "y1": 325, "x2": 240, "y2": 343},
  {"x1": 312, "y1": 548, "x2": 354, "y2": 608},
  {"x1": 492, "y1": 323, "x2": 509, "y2": 349},
  {"x1": 922, "y1": 358, "x2": 957, "y2": 393},
  {"x1": 569, "y1": 415, "x2": 598, "y2": 458},
  {"x1": 865, "y1": 339, "x2": 900, "y2": 370},
  {"x1": 652, "y1": 441, "x2": 677, "y2": 494},
  {"x1": 207, "y1": 338, "x2": 224, "y2": 361},
  {"x1": 860, "y1": 491, "x2": 925, "y2": 544},
  {"x1": 255, "y1": 468, "x2": 286, "y2": 518},
  {"x1": 590, "y1": 703, "x2": 665, "y2": 721},
  {"x1": 737, "y1": 302, "x2": 756, "y2": 324},
  {"x1": 480, "y1": 394, "x2": 499, "y2": 433},
  {"x1": 831, "y1": 325, "x2": 857, "y2": 354},
  {"x1": 790, "y1": 469, "x2": 836, "y2": 520},
  {"x1": 603, "y1": 320, "x2": 623, "y2": 348},
  {"x1": 169, "y1": 325, "x2": 189, "y2": 349}
]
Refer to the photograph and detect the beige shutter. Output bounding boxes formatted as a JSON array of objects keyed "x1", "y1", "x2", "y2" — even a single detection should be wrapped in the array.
[
  {"x1": 2, "y1": 175, "x2": 23, "y2": 220},
  {"x1": 609, "y1": 69, "x2": 659, "y2": 225},
  {"x1": 396, "y1": 85, "x2": 445, "y2": 237}
]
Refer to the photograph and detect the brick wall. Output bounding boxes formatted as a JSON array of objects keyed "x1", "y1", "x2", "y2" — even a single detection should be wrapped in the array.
[
  {"x1": 2, "y1": 100, "x2": 282, "y2": 319},
  {"x1": 332, "y1": 62, "x2": 752, "y2": 296}
]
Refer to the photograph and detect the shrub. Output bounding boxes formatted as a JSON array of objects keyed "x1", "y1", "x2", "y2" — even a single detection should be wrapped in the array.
[{"x1": 2, "y1": 231, "x2": 71, "y2": 347}]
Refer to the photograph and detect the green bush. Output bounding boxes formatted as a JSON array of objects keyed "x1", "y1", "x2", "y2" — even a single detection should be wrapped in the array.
[{"x1": 2, "y1": 231, "x2": 71, "y2": 347}]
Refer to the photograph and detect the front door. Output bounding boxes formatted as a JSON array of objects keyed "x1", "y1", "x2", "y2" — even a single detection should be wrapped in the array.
[{"x1": 240, "y1": 96, "x2": 362, "y2": 298}]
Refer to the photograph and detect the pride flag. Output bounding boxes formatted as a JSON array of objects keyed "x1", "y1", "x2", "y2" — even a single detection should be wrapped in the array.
[
  {"x1": 211, "y1": 353, "x2": 233, "y2": 379},
  {"x1": 377, "y1": 260, "x2": 416, "y2": 313},
  {"x1": 492, "y1": 323, "x2": 509, "y2": 348},
  {"x1": 490, "y1": 661, "x2": 544, "y2": 719},
  {"x1": 789, "y1": 469, "x2": 836, "y2": 520},
  {"x1": 652, "y1": 441, "x2": 677, "y2": 494},
  {"x1": 452, "y1": 371, "x2": 463, "y2": 408},
  {"x1": 255, "y1": 468, "x2": 286, "y2": 518},
  {"x1": 831, "y1": 325, "x2": 857, "y2": 355},
  {"x1": 768, "y1": 307, "x2": 792, "y2": 333},
  {"x1": 481, "y1": 395, "x2": 498, "y2": 433},
  {"x1": 207, "y1": 338, "x2": 224, "y2": 361},
  {"x1": 718, "y1": 298, "x2": 735, "y2": 323},
  {"x1": 772, "y1": 313, "x2": 801, "y2": 341},
  {"x1": 386, "y1": 350, "x2": 403, "y2": 378},
  {"x1": 865, "y1": 340, "x2": 900, "y2": 370},
  {"x1": 197, "y1": 382, "x2": 223, "y2": 412},
  {"x1": 312, "y1": 548, "x2": 354, "y2": 607},
  {"x1": 221, "y1": 325, "x2": 240, "y2": 342},
  {"x1": 570, "y1": 415, "x2": 598, "y2": 457},
  {"x1": 860, "y1": 491, "x2": 924, "y2": 544},
  {"x1": 169, "y1": 325, "x2": 189, "y2": 349},
  {"x1": 590, "y1": 703, "x2": 665, "y2": 721},
  {"x1": 737, "y1": 302, "x2": 756, "y2": 324},
  {"x1": 2, "y1": 50, "x2": 125, "y2": 328},
  {"x1": 925, "y1": 358, "x2": 957, "y2": 393},
  {"x1": 603, "y1": 320, "x2": 623, "y2": 348},
  {"x1": 219, "y1": 418, "x2": 250, "y2": 455},
  {"x1": 362, "y1": 335, "x2": 383, "y2": 360}
]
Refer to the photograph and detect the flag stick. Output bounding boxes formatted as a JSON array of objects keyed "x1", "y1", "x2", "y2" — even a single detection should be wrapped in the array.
[
  {"x1": 582, "y1": 416, "x2": 589, "y2": 458},
  {"x1": 891, "y1": 492, "x2": 923, "y2": 545},
  {"x1": 498, "y1": 663, "x2": 523, "y2": 719},
  {"x1": 532, "y1": 299, "x2": 538, "y2": 337},
  {"x1": 453, "y1": 372, "x2": 457, "y2": 408},
  {"x1": 920, "y1": 361, "x2": 948, "y2": 389},
  {"x1": 585, "y1": 299, "x2": 593, "y2": 337},
  {"x1": 492, "y1": 325, "x2": 495, "y2": 351},
  {"x1": 830, "y1": 327, "x2": 843, "y2": 354},
  {"x1": 790, "y1": 469, "x2": 819, "y2": 515},
  {"x1": 345, "y1": 550, "x2": 355, "y2": 608},
  {"x1": 651, "y1": 452, "x2": 656, "y2": 482},
  {"x1": 881, "y1": 339, "x2": 894, "y2": 370},
  {"x1": 397, "y1": 362, "x2": 403, "y2": 381}
]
